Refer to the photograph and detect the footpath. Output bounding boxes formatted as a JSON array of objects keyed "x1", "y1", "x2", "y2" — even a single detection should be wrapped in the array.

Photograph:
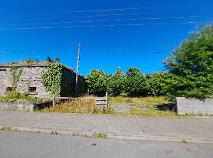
[{"x1": 0, "y1": 111, "x2": 213, "y2": 144}]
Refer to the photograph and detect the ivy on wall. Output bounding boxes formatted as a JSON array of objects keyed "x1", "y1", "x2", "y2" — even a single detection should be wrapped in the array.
[
  {"x1": 10, "y1": 67, "x2": 23, "y2": 89},
  {"x1": 42, "y1": 63, "x2": 63, "y2": 96}
]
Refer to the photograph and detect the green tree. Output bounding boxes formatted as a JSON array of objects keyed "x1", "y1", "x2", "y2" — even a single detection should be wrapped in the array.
[
  {"x1": 147, "y1": 72, "x2": 186, "y2": 97},
  {"x1": 125, "y1": 68, "x2": 149, "y2": 97},
  {"x1": 86, "y1": 70, "x2": 108, "y2": 97},
  {"x1": 164, "y1": 25, "x2": 213, "y2": 98},
  {"x1": 107, "y1": 67, "x2": 125, "y2": 96}
]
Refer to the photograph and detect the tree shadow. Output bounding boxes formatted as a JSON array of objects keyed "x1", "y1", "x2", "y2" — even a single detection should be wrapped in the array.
[
  {"x1": 33, "y1": 101, "x2": 52, "y2": 111},
  {"x1": 155, "y1": 102, "x2": 177, "y2": 112}
]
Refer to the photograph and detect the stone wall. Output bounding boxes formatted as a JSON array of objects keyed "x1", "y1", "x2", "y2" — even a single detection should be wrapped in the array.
[
  {"x1": 0, "y1": 66, "x2": 50, "y2": 98},
  {"x1": 0, "y1": 68, "x2": 8, "y2": 96},
  {"x1": 0, "y1": 65, "x2": 86, "y2": 98},
  {"x1": 177, "y1": 97, "x2": 213, "y2": 115}
]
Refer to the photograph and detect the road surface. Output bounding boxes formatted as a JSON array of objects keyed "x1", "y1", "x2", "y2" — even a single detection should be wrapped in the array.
[{"x1": 0, "y1": 131, "x2": 213, "y2": 158}]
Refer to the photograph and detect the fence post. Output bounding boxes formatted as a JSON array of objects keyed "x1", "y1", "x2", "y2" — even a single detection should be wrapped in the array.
[
  {"x1": 106, "y1": 92, "x2": 108, "y2": 110},
  {"x1": 52, "y1": 95, "x2": 56, "y2": 107}
]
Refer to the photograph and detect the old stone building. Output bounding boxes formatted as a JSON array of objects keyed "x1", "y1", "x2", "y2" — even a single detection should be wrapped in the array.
[{"x1": 0, "y1": 63, "x2": 85, "y2": 98}]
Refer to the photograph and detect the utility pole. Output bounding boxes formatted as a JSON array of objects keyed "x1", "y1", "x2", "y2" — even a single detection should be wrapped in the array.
[{"x1": 75, "y1": 43, "x2": 80, "y2": 97}]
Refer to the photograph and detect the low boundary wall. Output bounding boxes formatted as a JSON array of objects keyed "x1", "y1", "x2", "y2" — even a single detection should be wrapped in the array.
[
  {"x1": 177, "y1": 97, "x2": 213, "y2": 115},
  {"x1": 0, "y1": 101, "x2": 51, "y2": 111}
]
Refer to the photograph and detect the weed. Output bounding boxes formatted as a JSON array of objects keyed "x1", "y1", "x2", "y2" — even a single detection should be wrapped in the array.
[
  {"x1": 0, "y1": 92, "x2": 43, "y2": 103},
  {"x1": 0, "y1": 127, "x2": 17, "y2": 131},
  {"x1": 95, "y1": 133, "x2": 108, "y2": 139}
]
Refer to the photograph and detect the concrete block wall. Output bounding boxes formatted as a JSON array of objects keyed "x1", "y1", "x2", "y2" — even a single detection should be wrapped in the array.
[{"x1": 177, "y1": 97, "x2": 213, "y2": 115}]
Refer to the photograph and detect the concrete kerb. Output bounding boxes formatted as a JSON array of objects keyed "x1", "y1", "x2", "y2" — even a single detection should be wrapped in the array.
[{"x1": 1, "y1": 125, "x2": 213, "y2": 144}]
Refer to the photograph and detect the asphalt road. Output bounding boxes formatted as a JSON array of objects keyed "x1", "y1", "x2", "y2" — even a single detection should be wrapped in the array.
[{"x1": 0, "y1": 131, "x2": 213, "y2": 158}]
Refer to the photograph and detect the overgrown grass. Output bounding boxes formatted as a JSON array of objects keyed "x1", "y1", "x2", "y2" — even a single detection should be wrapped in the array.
[
  {"x1": 40, "y1": 96, "x2": 177, "y2": 117},
  {"x1": 0, "y1": 92, "x2": 43, "y2": 103},
  {"x1": 109, "y1": 96, "x2": 177, "y2": 118},
  {"x1": 41, "y1": 97, "x2": 97, "y2": 114},
  {"x1": 0, "y1": 127, "x2": 17, "y2": 131}
]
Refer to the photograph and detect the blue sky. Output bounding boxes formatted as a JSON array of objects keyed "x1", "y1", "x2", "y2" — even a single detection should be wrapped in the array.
[{"x1": 0, "y1": 0, "x2": 213, "y2": 75}]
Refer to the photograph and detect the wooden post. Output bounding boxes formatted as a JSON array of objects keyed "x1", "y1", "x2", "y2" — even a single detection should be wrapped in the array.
[
  {"x1": 52, "y1": 95, "x2": 55, "y2": 107},
  {"x1": 106, "y1": 92, "x2": 108, "y2": 110}
]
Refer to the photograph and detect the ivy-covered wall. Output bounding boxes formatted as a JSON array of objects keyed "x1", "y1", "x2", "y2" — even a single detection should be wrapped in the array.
[
  {"x1": 42, "y1": 63, "x2": 63, "y2": 97},
  {"x1": 42, "y1": 63, "x2": 84, "y2": 97},
  {"x1": 0, "y1": 63, "x2": 86, "y2": 98}
]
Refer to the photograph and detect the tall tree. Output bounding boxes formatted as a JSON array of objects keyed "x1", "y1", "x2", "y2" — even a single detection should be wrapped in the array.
[{"x1": 164, "y1": 25, "x2": 213, "y2": 98}]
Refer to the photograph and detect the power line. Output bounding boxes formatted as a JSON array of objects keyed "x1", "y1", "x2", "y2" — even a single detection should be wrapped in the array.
[
  {"x1": 0, "y1": 15, "x2": 211, "y2": 26},
  {"x1": 0, "y1": 12, "x2": 169, "y2": 21},
  {"x1": 0, "y1": 5, "x2": 192, "y2": 18},
  {"x1": 0, "y1": 21, "x2": 200, "y2": 31},
  {"x1": 62, "y1": 5, "x2": 192, "y2": 13}
]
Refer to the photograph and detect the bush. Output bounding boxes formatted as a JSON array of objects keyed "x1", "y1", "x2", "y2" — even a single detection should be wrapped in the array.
[
  {"x1": 147, "y1": 72, "x2": 184, "y2": 97},
  {"x1": 86, "y1": 70, "x2": 108, "y2": 97},
  {"x1": 124, "y1": 68, "x2": 149, "y2": 97},
  {"x1": 107, "y1": 67, "x2": 125, "y2": 96},
  {"x1": 174, "y1": 74, "x2": 213, "y2": 99}
]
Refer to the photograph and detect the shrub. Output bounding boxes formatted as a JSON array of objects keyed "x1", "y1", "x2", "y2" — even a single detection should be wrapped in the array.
[
  {"x1": 86, "y1": 70, "x2": 108, "y2": 97},
  {"x1": 124, "y1": 68, "x2": 149, "y2": 97},
  {"x1": 107, "y1": 67, "x2": 125, "y2": 96},
  {"x1": 42, "y1": 62, "x2": 63, "y2": 96},
  {"x1": 147, "y1": 72, "x2": 185, "y2": 97}
]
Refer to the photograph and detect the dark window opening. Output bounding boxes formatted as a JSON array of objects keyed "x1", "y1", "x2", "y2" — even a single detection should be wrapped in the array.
[
  {"x1": 0, "y1": 69, "x2": 6, "y2": 71},
  {"x1": 6, "y1": 87, "x2": 15, "y2": 92},
  {"x1": 28, "y1": 87, "x2": 37, "y2": 93}
]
